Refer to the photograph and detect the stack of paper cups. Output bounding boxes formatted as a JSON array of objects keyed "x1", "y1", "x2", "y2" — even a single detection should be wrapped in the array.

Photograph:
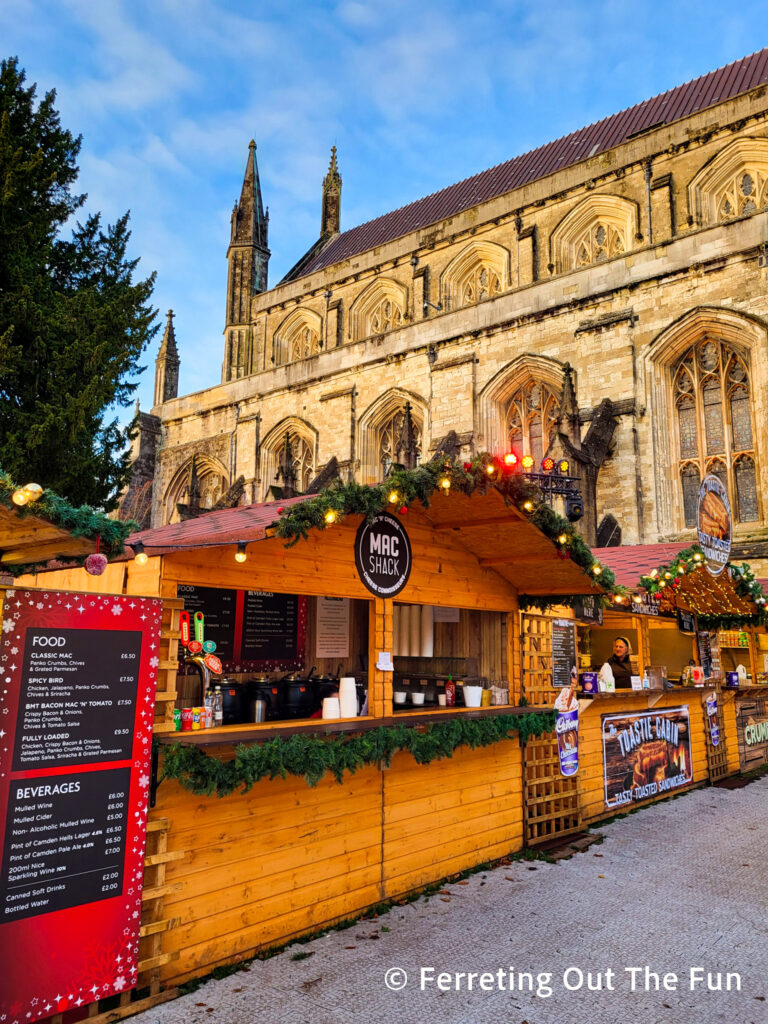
[
  {"x1": 338, "y1": 677, "x2": 357, "y2": 718},
  {"x1": 322, "y1": 697, "x2": 341, "y2": 719},
  {"x1": 420, "y1": 604, "x2": 434, "y2": 658},
  {"x1": 400, "y1": 604, "x2": 411, "y2": 656},
  {"x1": 409, "y1": 604, "x2": 421, "y2": 657}
]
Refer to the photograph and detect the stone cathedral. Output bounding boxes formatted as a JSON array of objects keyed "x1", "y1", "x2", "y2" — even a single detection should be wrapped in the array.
[{"x1": 126, "y1": 50, "x2": 768, "y2": 572}]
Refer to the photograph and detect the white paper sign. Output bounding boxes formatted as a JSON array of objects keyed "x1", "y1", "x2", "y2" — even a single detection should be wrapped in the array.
[
  {"x1": 433, "y1": 605, "x2": 461, "y2": 623},
  {"x1": 315, "y1": 597, "x2": 350, "y2": 658},
  {"x1": 376, "y1": 651, "x2": 394, "y2": 671}
]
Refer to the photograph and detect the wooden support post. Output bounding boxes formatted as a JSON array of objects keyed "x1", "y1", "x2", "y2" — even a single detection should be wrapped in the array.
[
  {"x1": 368, "y1": 598, "x2": 393, "y2": 717},
  {"x1": 507, "y1": 600, "x2": 521, "y2": 704}
]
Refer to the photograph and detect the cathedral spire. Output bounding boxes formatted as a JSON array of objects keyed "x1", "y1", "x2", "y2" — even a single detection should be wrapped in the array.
[
  {"x1": 153, "y1": 309, "x2": 180, "y2": 407},
  {"x1": 321, "y1": 145, "x2": 342, "y2": 236},
  {"x1": 225, "y1": 141, "x2": 270, "y2": 379},
  {"x1": 231, "y1": 139, "x2": 268, "y2": 252}
]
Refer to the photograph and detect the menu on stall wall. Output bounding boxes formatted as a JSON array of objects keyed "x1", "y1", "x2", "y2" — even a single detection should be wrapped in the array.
[
  {"x1": 315, "y1": 597, "x2": 350, "y2": 659},
  {"x1": 552, "y1": 618, "x2": 577, "y2": 690},
  {"x1": 176, "y1": 584, "x2": 237, "y2": 660},
  {"x1": 0, "y1": 588, "x2": 162, "y2": 1023},
  {"x1": 241, "y1": 591, "x2": 299, "y2": 661},
  {"x1": 177, "y1": 585, "x2": 305, "y2": 670}
]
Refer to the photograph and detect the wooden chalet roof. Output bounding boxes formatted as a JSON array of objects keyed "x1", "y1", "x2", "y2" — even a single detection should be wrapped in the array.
[
  {"x1": 0, "y1": 505, "x2": 102, "y2": 568},
  {"x1": 595, "y1": 543, "x2": 765, "y2": 619},
  {"x1": 127, "y1": 489, "x2": 603, "y2": 599},
  {"x1": 289, "y1": 49, "x2": 768, "y2": 280},
  {"x1": 593, "y1": 543, "x2": 689, "y2": 588}
]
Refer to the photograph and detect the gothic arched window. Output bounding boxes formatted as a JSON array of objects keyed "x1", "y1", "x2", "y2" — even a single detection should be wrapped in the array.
[
  {"x1": 673, "y1": 339, "x2": 759, "y2": 526},
  {"x1": 575, "y1": 222, "x2": 625, "y2": 265},
  {"x1": 369, "y1": 297, "x2": 403, "y2": 334},
  {"x1": 378, "y1": 407, "x2": 422, "y2": 477},
  {"x1": 460, "y1": 264, "x2": 501, "y2": 305},
  {"x1": 506, "y1": 381, "x2": 561, "y2": 465}
]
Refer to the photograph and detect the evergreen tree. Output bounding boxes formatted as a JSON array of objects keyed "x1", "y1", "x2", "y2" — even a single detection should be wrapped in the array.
[{"x1": 0, "y1": 56, "x2": 157, "y2": 509}]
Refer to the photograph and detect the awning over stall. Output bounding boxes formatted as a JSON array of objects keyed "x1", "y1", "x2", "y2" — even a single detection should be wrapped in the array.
[
  {"x1": 128, "y1": 487, "x2": 606, "y2": 601},
  {"x1": 594, "y1": 543, "x2": 767, "y2": 626}
]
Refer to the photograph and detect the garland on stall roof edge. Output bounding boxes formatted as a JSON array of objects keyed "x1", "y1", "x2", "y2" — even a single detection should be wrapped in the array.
[
  {"x1": 639, "y1": 545, "x2": 768, "y2": 630},
  {"x1": 159, "y1": 710, "x2": 557, "y2": 795},
  {"x1": 273, "y1": 454, "x2": 616, "y2": 607},
  {"x1": 0, "y1": 466, "x2": 134, "y2": 575}
]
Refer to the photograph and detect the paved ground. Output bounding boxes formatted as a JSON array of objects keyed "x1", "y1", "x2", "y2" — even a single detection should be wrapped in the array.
[{"x1": 138, "y1": 778, "x2": 768, "y2": 1024}]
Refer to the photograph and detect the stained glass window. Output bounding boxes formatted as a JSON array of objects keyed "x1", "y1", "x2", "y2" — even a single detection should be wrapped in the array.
[
  {"x1": 735, "y1": 456, "x2": 759, "y2": 522},
  {"x1": 505, "y1": 381, "x2": 560, "y2": 463},
  {"x1": 672, "y1": 339, "x2": 758, "y2": 526},
  {"x1": 378, "y1": 408, "x2": 422, "y2": 476},
  {"x1": 681, "y1": 464, "x2": 700, "y2": 528}
]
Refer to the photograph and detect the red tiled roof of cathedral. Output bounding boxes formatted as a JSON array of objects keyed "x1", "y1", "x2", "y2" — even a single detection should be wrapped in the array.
[{"x1": 295, "y1": 49, "x2": 768, "y2": 279}]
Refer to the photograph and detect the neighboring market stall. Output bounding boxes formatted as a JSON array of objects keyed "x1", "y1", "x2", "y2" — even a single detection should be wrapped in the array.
[
  {"x1": 18, "y1": 457, "x2": 612, "y2": 988},
  {"x1": 573, "y1": 538, "x2": 768, "y2": 815}
]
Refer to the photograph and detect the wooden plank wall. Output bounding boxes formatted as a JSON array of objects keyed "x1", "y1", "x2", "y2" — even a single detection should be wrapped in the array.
[{"x1": 154, "y1": 737, "x2": 524, "y2": 987}]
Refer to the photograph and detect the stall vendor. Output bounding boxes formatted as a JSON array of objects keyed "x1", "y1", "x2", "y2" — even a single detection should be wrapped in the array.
[{"x1": 602, "y1": 636, "x2": 633, "y2": 690}]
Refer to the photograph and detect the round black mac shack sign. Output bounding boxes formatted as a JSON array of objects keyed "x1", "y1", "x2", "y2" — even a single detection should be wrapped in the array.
[{"x1": 354, "y1": 512, "x2": 412, "y2": 597}]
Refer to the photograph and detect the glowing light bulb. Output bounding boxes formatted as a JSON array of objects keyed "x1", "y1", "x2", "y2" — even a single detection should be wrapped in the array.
[{"x1": 324, "y1": 509, "x2": 337, "y2": 524}]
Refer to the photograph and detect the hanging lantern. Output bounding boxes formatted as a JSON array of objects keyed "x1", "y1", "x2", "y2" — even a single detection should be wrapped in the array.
[
  {"x1": 235, "y1": 541, "x2": 248, "y2": 562},
  {"x1": 132, "y1": 541, "x2": 148, "y2": 566}
]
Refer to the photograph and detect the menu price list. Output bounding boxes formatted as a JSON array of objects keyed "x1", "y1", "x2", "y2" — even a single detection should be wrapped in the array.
[
  {"x1": 241, "y1": 591, "x2": 299, "y2": 660},
  {"x1": 12, "y1": 628, "x2": 141, "y2": 771},
  {"x1": 0, "y1": 767, "x2": 129, "y2": 923},
  {"x1": 176, "y1": 585, "x2": 236, "y2": 660}
]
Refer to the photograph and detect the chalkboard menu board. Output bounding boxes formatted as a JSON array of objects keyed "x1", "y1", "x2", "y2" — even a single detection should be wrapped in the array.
[
  {"x1": 0, "y1": 589, "x2": 162, "y2": 1023},
  {"x1": 552, "y1": 618, "x2": 577, "y2": 690},
  {"x1": 178, "y1": 585, "x2": 305, "y2": 670},
  {"x1": 177, "y1": 584, "x2": 236, "y2": 660},
  {"x1": 242, "y1": 591, "x2": 300, "y2": 661}
]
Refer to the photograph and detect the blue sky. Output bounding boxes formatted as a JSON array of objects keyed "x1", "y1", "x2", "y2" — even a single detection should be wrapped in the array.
[{"x1": 1, "y1": 1, "x2": 761, "y2": 419}]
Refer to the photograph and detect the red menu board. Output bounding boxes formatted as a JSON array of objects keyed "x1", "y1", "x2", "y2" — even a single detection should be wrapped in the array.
[{"x1": 0, "y1": 588, "x2": 162, "y2": 1023}]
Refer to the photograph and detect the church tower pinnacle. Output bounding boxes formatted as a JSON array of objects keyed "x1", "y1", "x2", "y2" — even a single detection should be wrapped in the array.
[
  {"x1": 153, "y1": 309, "x2": 180, "y2": 407},
  {"x1": 224, "y1": 141, "x2": 270, "y2": 381},
  {"x1": 321, "y1": 145, "x2": 342, "y2": 236}
]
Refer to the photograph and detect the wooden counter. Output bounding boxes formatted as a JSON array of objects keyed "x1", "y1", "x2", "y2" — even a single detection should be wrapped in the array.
[{"x1": 156, "y1": 704, "x2": 537, "y2": 746}]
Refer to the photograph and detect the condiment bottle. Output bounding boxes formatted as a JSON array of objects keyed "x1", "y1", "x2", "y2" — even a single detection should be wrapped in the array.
[
  {"x1": 213, "y1": 685, "x2": 224, "y2": 726},
  {"x1": 445, "y1": 675, "x2": 455, "y2": 707}
]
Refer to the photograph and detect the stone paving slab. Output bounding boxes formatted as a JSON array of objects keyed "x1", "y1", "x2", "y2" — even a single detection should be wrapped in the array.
[{"x1": 136, "y1": 778, "x2": 768, "y2": 1024}]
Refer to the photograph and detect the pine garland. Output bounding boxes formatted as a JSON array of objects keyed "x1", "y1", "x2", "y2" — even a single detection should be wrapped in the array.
[
  {"x1": 0, "y1": 467, "x2": 132, "y2": 574},
  {"x1": 639, "y1": 545, "x2": 767, "y2": 630},
  {"x1": 274, "y1": 455, "x2": 616, "y2": 602},
  {"x1": 160, "y1": 710, "x2": 557, "y2": 795}
]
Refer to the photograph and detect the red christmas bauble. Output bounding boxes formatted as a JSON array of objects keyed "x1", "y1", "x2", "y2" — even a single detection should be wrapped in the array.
[
  {"x1": 399, "y1": 506, "x2": 408, "y2": 515},
  {"x1": 84, "y1": 553, "x2": 108, "y2": 576}
]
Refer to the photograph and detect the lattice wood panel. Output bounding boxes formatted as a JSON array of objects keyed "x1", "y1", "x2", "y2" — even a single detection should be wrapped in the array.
[
  {"x1": 705, "y1": 686, "x2": 730, "y2": 782},
  {"x1": 521, "y1": 613, "x2": 581, "y2": 845}
]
